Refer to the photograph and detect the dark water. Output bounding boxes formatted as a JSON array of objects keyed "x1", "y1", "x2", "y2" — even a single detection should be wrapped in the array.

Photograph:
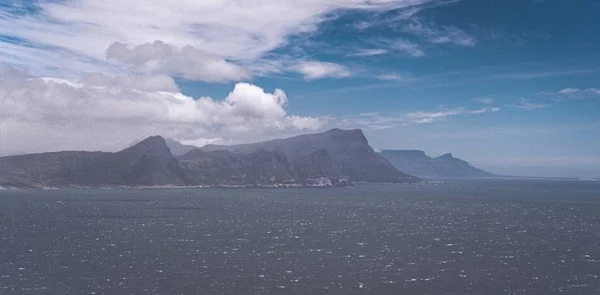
[{"x1": 1, "y1": 180, "x2": 599, "y2": 295}]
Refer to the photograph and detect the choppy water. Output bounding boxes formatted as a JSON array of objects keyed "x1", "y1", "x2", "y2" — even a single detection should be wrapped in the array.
[{"x1": 1, "y1": 179, "x2": 599, "y2": 294}]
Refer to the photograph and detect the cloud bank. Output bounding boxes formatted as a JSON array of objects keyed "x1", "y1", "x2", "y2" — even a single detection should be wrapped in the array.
[
  {"x1": 0, "y1": 64, "x2": 325, "y2": 154},
  {"x1": 106, "y1": 41, "x2": 250, "y2": 83}
]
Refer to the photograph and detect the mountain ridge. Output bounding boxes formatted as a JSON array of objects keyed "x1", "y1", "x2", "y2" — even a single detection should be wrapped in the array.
[
  {"x1": 0, "y1": 129, "x2": 420, "y2": 188},
  {"x1": 0, "y1": 137, "x2": 186, "y2": 188},
  {"x1": 380, "y1": 149, "x2": 495, "y2": 179},
  {"x1": 194, "y1": 128, "x2": 417, "y2": 184}
]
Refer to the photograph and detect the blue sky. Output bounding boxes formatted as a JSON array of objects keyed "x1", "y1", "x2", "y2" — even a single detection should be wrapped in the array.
[{"x1": 0, "y1": 0, "x2": 599, "y2": 178}]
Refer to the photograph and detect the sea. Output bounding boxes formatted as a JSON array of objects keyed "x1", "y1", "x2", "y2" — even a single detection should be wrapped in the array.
[{"x1": 1, "y1": 179, "x2": 599, "y2": 295}]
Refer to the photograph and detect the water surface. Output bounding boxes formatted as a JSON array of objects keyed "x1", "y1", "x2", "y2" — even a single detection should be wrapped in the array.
[{"x1": 1, "y1": 179, "x2": 599, "y2": 294}]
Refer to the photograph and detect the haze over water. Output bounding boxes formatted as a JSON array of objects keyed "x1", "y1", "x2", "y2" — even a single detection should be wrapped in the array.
[{"x1": 1, "y1": 179, "x2": 599, "y2": 294}]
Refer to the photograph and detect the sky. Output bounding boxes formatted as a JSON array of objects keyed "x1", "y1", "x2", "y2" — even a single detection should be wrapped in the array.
[{"x1": 0, "y1": 0, "x2": 599, "y2": 178}]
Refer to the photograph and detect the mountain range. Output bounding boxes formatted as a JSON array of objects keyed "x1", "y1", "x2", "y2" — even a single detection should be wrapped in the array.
[
  {"x1": 0, "y1": 129, "x2": 419, "y2": 188},
  {"x1": 379, "y1": 150, "x2": 495, "y2": 179}
]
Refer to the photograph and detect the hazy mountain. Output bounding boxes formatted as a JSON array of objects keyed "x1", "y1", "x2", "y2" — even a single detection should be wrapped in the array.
[
  {"x1": 380, "y1": 150, "x2": 495, "y2": 179},
  {"x1": 0, "y1": 136, "x2": 186, "y2": 188},
  {"x1": 0, "y1": 129, "x2": 419, "y2": 188},
  {"x1": 199, "y1": 129, "x2": 419, "y2": 183},
  {"x1": 179, "y1": 149, "x2": 300, "y2": 186},
  {"x1": 164, "y1": 138, "x2": 198, "y2": 156}
]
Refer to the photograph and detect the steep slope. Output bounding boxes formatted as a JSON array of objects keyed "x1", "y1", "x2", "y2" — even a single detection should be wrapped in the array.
[
  {"x1": 197, "y1": 129, "x2": 419, "y2": 183},
  {"x1": 380, "y1": 150, "x2": 494, "y2": 178},
  {"x1": 127, "y1": 137, "x2": 198, "y2": 156},
  {"x1": 164, "y1": 138, "x2": 198, "y2": 156},
  {"x1": 180, "y1": 149, "x2": 297, "y2": 186}
]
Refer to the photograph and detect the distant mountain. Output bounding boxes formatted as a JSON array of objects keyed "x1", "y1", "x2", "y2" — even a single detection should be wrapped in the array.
[
  {"x1": 164, "y1": 138, "x2": 198, "y2": 156},
  {"x1": 0, "y1": 136, "x2": 186, "y2": 188},
  {"x1": 198, "y1": 128, "x2": 419, "y2": 184},
  {"x1": 380, "y1": 150, "x2": 495, "y2": 179},
  {"x1": 179, "y1": 148, "x2": 302, "y2": 186},
  {"x1": 0, "y1": 129, "x2": 419, "y2": 188}
]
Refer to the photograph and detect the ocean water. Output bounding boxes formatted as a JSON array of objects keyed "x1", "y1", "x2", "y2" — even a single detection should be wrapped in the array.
[{"x1": 0, "y1": 180, "x2": 599, "y2": 295}]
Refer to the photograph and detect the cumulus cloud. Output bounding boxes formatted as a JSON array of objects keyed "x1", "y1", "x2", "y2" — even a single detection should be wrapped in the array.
[
  {"x1": 80, "y1": 73, "x2": 180, "y2": 92},
  {"x1": 106, "y1": 41, "x2": 250, "y2": 83},
  {"x1": 0, "y1": 64, "x2": 325, "y2": 154},
  {"x1": 295, "y1": 61, "x2": 352, "y2": 80}
]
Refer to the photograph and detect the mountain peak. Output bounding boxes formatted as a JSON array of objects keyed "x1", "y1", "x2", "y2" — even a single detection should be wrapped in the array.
[
  {"x1": 120, "y1": 135, "x2": 173, "y2": 157},
  {"x1": 438, "y1": 153, "x2": 454, "y2": 159},
  {"x1": 190, "y1": 128, "x2": 416, "y2": 183},
  {"x1": 325, "y1": 128, "x2": 368, "y2": 144}
]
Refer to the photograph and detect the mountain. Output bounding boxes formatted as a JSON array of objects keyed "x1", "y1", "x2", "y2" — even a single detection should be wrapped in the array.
[
  {"x1": 197, "y1": 129, "x2": 419, "y2": 183},
  {"x1": 380, "y1": 150, "x2": 495, "y2": 179},
  {"x1": 128, "y1": 137, "x2": 198, "y2": 156},
  {"x1": 164, "y1": 138, "x2": 198, "y2": 156},
  {"x1": 0, "y1": 136, "x2": 186, "y2": 188},
  {"x1": 0, "y1": 129, "x2": 419, "y2": 188},
  {"x1": 179, "y1": 149, "x2": 300, "y2": 186}
]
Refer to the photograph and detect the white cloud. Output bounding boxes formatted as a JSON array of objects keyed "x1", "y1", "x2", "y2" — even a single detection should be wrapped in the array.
[
  {"x1": 339, "y1": 107, "x2": 500, "y2": 129},
  {"x1": 295, "y1": 61, "x2": 352, "y2": 80},
  {"x1": 0, "y1": 0, "x2": 435, "y2": 79},
  {"x1": 80, "y1": 73, "x2": 181, "y2": 92},
  {"x1": 473, "y1": 97, "x2": 494, "y2": 104},
  {"x1": 405, "y1": 107, "x2": 498, "y2": 123},
  {"x1": 105, "y1": 41, "x2": 250, "y2": 83},
  {"x1": 558, "y1": 88, "x2": 580, "y2": 95},
  {"x1": 554, "y1": 88, "x2": 600, "y2": 100},
  {"x1": 351, "y1": 48, "x2": 390, "y2": 56},
  {"x1": 0, "y1": 64, "x2": 325, "y2": 154},
  {"x1": 376, "y1": 72, "x2": 412, "y2": 81},
  {"x1": 0, "y1": 0, "x2": 494, "y2": 155},
  {"x1": 403, "y1": 19, "x2": 475, "y2": 46},
  {"x1": 352, "y1": 38, "x2": 423, "y2": 59},
  {"x1": 393, "y1": 39, "x2": 425, "y2": 56},
  {"x1": 490, "y1": 68, "x2": 599, "y2": 80},
  {"x1": 510, "y1": 98, "x2": 549, "y2": 110}
]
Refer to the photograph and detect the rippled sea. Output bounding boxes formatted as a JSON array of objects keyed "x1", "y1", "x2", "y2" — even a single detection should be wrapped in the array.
[{"x1": 1, "y1": 179, "x2": 599, "y2": 294}]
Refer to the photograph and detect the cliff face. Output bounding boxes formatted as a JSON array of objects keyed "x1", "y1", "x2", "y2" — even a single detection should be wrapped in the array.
[
  {"x1": 380, "y1": 150, "x2": 494, "y2": 179},
  {"x1": 179, "y1": 149, "x2": 298, "y2": 186},
  {"x1": 199, "y1": 128, "x2": 419, "y2": 184},
  {"x1": 0, "y1": 129, "x2": 420, "y2": 188}
]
